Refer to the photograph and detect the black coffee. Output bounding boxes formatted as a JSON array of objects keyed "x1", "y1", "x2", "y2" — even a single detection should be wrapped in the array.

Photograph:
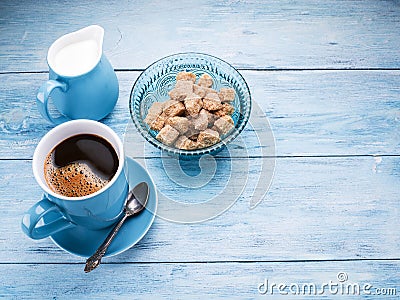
[{"x1": 44, "y1": 134, "x2": 119, "y2": 197}]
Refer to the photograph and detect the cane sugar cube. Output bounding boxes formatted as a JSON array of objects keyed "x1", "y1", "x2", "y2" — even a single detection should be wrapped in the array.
[
  {"x1": 144, "y1": 102, "x2": 164, "y2": 123},
  {"x1": 168, "y1": 80, "x2": 194, "y2": 101},
  {"x1": 218, "y1": 87, "x2": 235, "y2": 102},
  {"x1": 192, "y1": 109, "x2": 209, "y2": 131},
  {"x1": 163, "y1": 100, "x2": 186, "y2": 117},
  {"x1": 165, "y1": 116, "x2": 189, "y2": 134},
  {"x1": 214, "y1": 103, "x2": 235, "y2": 117},
  {"x1": 197, "y1": 73, "x2": 213, "y2": 88},
  {"x1": 197, "y1": 129, "x2": 220, "y2": 147},
  {"x1": 146, "y1": 114, "x2": 166, "y2": 131},
  {"x1": 175, "y1": 135, "x2": 198, "y2": 150},
  {"x1": 185, "y1": 122, "x2": 200, "y2": 140},
  {"x1": 147, "y1": 102, "x2": 165, "y2": 116},
  {"x1": 176, "y1": 71, "x2": 196, "y2": 83},
  {"x1": 156, "y1": 125, "x2": 179, "y2": 146},
  {"x1": 144, "y1": 102, "x2": 167, "y2": 130},
  {"x1": 184, "y1": 94, "x2": 203, "y2": 116},
  {"x1": 202, "y1": 92, "x2": 222, "y2": 111},
  {"x1": 193, "y1": 84, "x2": 210, "y2": 98},
  {"x1": 214, "y1": 115, "x2": 234, "y2": 135},
  {"x1": 202, "y1": 108, "x2": 215, "y2": 127}
]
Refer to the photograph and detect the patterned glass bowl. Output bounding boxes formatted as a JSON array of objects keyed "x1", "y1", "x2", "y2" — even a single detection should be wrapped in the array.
[{"x1": 129, "y1": 53, "x2": 251, "y2": 159}]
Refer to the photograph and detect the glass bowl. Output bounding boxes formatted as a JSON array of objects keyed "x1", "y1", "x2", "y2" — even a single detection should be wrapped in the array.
[{"x1": 129, "y1": 52, "x2": 251, "y2": 159}]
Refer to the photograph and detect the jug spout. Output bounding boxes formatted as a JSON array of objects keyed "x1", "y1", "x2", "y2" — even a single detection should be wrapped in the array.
[
  {"x1": 48, "y1": 25, "x2": 105, "y2": 77},
  {"x1": 81, "y1": 25, "x2": 104, "y2": 55}
]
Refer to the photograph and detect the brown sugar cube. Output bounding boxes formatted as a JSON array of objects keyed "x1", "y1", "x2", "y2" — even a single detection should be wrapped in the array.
[
  {"x1": 144, "y1": 113, "x2": 156, "y2": 127},
  {"x1": 175, "y1": 135, "x2": 198, "y2": 150},
  {"x1": 193, "y1": 84, "x2": 214, "y2": 98},
  {"x1": 185, "y1": 117, "x2": 202, "y2": 139},
  {"x1": 168, "y1": 80, "x2": 194, "y2": 101},
  {"x1": 201, "y1": 109, "x2": 215, "y2": 127},
  {"x1": 184, "y1": 94, "x2": 203, "y2": 116},
  {"x1": 197, "y1": 73, "x2": 213, "y2": 88},
  {"x1": 202, "y1": 92, "x2": 222, "y2": 111},
  {"x1": 214, "y1": 103, "x2": 235, "y2": 117},
  {"x1": 204, "y1": 91, "x2": 221, "y2": 101},
  {"x1": 144, "y1": 102, "x2": 167, "y2": 131},
  {"x1": 193, "y1": 84, "x2": 207, "y2": 98},
  {"x1": 174, "y1": 135, "x2": 187, "y2": 149},
  {"x1": 144, "y1": 102, "x2": 165, "y2": 124},
  {"x1": 176, "y1": 71, "x2": 196, "y2": 83},
  {"x1": 147, "y1": 102, "x2": 165, "y2": 116},
  {"x1": 214, "y1": 115, "x2": 235, "y2": 135},
  {"x1": 156, "y1": 125, "x2": 179, "y2": 146},
  {"x1": 185, "y1": 121, "x2": 200, "y2": 140},
  {"x1": 218, "y1": 87, "x2": 236, "y2": 102},
  {"x1": 165, "y1": 116, "x2": 189, "y2": 134},
  {"x1": 197, "y1": 129, "x2": 220, "y2": 148},
  {"x1": 147, "y1": 114, "x2": 166, "y2": 131},
  {"x1": 192, "y1": 109, "x2": 208, "y2": 131},
  {"x1": 193, "y1": 84, "x2": 214, "y2": 97},
  {"x1": 163, "y1": 100, "x2": 186, "y2": 117}
]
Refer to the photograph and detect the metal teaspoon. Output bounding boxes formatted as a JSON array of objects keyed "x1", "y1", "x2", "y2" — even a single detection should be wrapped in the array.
[{"x1": 84, "y1": 182, "x2": 149, "y2": 273}]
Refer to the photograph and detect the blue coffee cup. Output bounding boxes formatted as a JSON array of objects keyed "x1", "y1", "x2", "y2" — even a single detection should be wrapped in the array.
[
  {"x1": 21, "y1": 120, "x2": 128, "y2": 239},
  {"x1": 36, "y1": 25, "x2": 119, "y2": 124}
]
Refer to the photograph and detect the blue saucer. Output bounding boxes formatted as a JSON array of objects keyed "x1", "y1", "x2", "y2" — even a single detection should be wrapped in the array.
[{"x1": 49, "y1": 157, "x2": 158, "y2": 258}]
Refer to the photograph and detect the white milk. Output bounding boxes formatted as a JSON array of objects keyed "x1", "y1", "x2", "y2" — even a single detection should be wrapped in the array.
[{"x1": 53, "y1": 39, "x2": 99, "y2": 76}]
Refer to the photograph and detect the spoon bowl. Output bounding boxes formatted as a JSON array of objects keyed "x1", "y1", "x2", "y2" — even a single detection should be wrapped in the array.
[{"x1": 125, "y1": 182, "x2": 149, "y2": 216}]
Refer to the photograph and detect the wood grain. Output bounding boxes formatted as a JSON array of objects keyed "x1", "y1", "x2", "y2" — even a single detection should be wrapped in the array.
[
  {"x1": 2, "y1": 156, "x2": 399, "y2": 263},
  {"x1": 1, "y1": 0, "x2": 399, "y2": 297},
  {"x1": 0, "y1": 261, "x2": 398, "y2": 299},
  {"x1": 0, "y1": 70, "x2": 399, "y2": 159},
  {"x1": 1, "y1": 0, "x2": 400, "y2": 72}
]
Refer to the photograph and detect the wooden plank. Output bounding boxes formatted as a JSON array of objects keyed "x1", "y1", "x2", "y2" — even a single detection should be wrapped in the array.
[
  {"x1": 0, "y1": 261, "x2": 399, "y2": 299},
  {"x1": 0, "y1": 70, "x2": 399, "y2": 159},
  {"x1": 1, "y1": 0, "x2": 400, "y2": 72},
  {"x1": 0, "y1": 72, "x2": 135, "y2": 160},
  {"x1": 251, "y1": 70, "x2": 400, "y2": 156},
  {"x1": 2, "y1": 156, "x2": 399, "y2": 263}
]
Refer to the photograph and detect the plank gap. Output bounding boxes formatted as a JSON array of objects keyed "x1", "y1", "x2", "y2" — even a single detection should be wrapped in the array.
[
  {"x1": 1, "y1": 258, "x2": 399, "y2": 265},
  {"x1": 2, "y1": 154, "x2": 399, "y2": 162},
  {"x1": 2, "y1": 68, "x2": 400, "y2": 75}
]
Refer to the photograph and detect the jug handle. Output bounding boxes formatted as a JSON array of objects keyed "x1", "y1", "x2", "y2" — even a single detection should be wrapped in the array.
[{"x1": 36, "y1": 80, "x2": 69, "y2": 124}]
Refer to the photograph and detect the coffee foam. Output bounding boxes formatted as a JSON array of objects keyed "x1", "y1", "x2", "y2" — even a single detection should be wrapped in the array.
[{"x1": 44, "y1": 155, "x2": 109, "y2": 198}]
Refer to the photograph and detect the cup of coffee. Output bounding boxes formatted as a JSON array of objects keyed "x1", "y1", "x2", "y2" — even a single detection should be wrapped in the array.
[
  {"x1": 36, "y1": 25, "x2": 119, "y2": 124},
  {"x1": 21, "y1": 120, "x2": 128, "y2": 239}
]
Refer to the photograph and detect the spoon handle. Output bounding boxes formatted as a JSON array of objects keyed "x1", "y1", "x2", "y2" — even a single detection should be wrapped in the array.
[{"x1": 84, "y1": 212, "x2": 128, "y2": 273}]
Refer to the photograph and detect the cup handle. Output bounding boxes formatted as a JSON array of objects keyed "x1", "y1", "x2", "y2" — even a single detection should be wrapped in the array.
[
  {"x1": 21, "y1": 196, "x2": 75, "y2": 240},
  {"x1": 36, "y1": 80, "x2": 69, "y2": 124}
]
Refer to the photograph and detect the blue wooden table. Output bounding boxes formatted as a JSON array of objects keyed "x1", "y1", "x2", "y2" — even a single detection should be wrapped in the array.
[{"x1": 1, "y1": 0, "x2": 399, "y2": 298}]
